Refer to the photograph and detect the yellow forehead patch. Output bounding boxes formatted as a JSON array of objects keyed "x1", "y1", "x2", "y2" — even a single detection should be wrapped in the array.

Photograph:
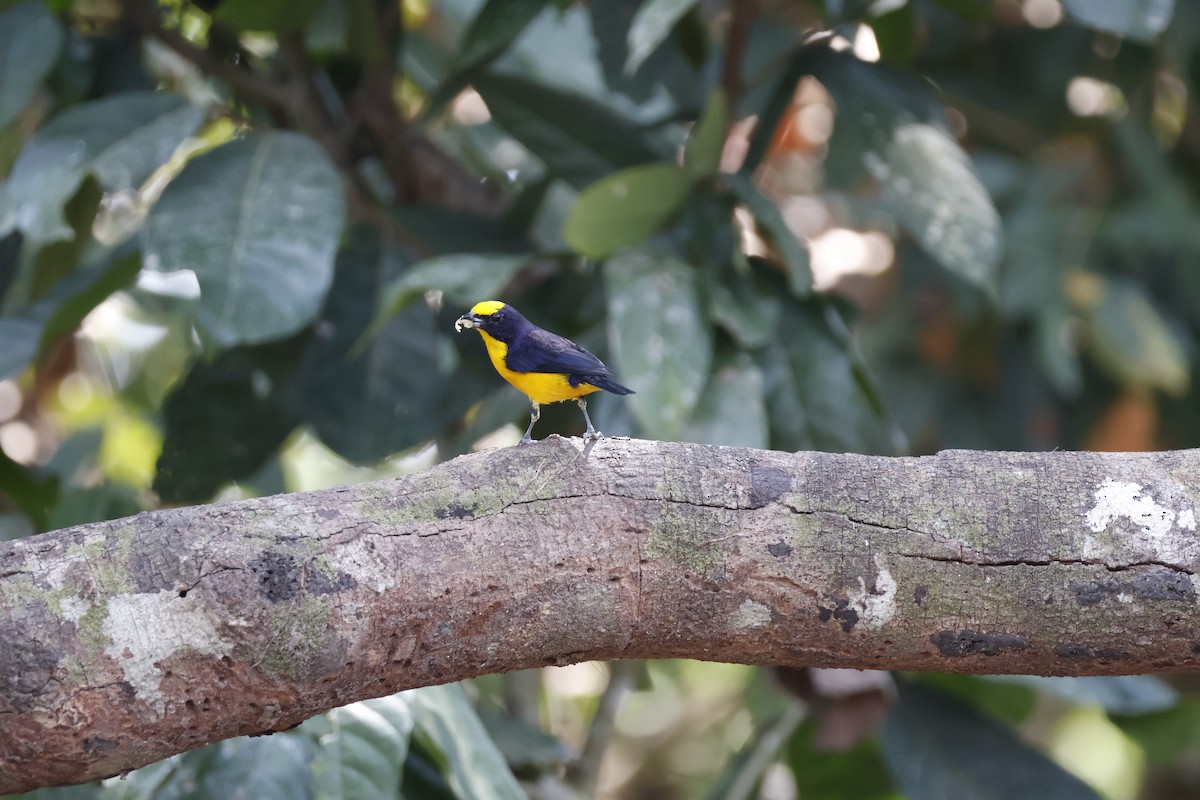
[{"x1": 470, "y1": 300, "x2": 506, "y2": 316}]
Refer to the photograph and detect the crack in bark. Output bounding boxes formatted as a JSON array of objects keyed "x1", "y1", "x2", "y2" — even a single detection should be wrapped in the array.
[
  {"x1": 790, "y1": 508, "x2": 1197, "y2": 577},
  {"x1": 894, "y1": 551, "x2": 1197, "y2": 576}
]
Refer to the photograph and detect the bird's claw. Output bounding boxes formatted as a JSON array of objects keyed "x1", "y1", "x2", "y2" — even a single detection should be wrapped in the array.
[{"x1": 584, "y1": 430, "x2": 603, "y2": 442}]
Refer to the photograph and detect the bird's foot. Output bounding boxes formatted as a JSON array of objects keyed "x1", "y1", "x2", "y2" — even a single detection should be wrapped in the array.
[
  {"x1": 519, "y1": 435, "x2": 535, "y2": 445},
  {"x1": 583, "y1": 429, "x2": 603, "y2": 442}
]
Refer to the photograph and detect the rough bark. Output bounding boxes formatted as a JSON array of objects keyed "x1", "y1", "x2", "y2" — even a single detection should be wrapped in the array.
[{"x1": 3, "y1": 437, "x2": 1200, "y2": 792}]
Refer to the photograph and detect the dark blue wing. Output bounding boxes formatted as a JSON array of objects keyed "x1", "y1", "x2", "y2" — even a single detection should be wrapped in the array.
[{"x1": 505, "y1": 328, "x2": 612, "y2": 375}]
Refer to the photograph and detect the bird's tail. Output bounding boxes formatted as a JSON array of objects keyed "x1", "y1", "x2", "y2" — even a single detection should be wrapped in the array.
[{"x1": 587, "y1": 375, "x2": 635, "y2": 395}]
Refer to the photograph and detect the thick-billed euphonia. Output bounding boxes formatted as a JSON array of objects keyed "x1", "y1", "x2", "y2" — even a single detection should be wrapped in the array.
[{"x1": 455, "y1": 300, "x2": 634, "y2": 443}]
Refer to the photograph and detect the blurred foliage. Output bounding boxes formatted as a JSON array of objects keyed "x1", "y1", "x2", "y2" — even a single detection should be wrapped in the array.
[{"x1": 3, "y1": 0, "x2": 1200, "y2": 797}]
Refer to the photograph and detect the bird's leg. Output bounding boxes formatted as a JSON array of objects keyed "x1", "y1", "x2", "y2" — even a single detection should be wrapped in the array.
[
  {"x1": 521, "y1": 401, "x2": 540, "y2": 444},
  {"x1": 578, "y1": 398, "x2": 602, "y2": 441}
]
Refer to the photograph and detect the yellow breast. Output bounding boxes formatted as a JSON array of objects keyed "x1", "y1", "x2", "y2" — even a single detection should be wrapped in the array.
[{"x1": 478, "y1": 331, "x2": 600, "y2": 404}]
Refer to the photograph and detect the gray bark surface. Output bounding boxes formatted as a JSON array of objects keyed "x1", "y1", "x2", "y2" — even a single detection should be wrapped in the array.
[{"x1": 3, "y1": 437, "x2": 1199, "y2": 792}]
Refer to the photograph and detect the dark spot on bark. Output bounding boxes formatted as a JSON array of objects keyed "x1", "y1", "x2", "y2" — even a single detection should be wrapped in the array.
[
  {"x1": 0, "y1": 608, "x2": 60, "y2": 710},
  {"x1": 318, "y1": 508, "x2": 340, "y2": 520},
  {"x1": 1071, "y1": 578, "x2": 1120, "y2": 605},
  {"x1": 931, "y1": 630, "x2": 1028, "y2": 657},
  {"x1": 749, "y1": 465, "x2": 793, "y2": 508},
  {"x1": 768, "y1": 540, "x2": 793, "y2": 558},
  {"x1": 1055, "y1": 643, "x2": 1094, "y2": 659},
  {"x1": 914, "y1": 585, "x2": 928, "y2": 606},
  {"x1": 83, "y1": 737, "x2": 119, "y2": 754},
  {"x1": 1192, "y1": 642, "x2": 1200, "y2": 653},
  {"x1": 1131, "y1": 570, "x2": 1197, "y2": 603},
  {"x1": 435, "y1": 503, "x2": 473, "y2": 520},
  {"x1": 308, "y1": 568, "x2": 357, "y2": 596},
  {"x1": 252, "y1": 551, "x2": 301, "y2": 602},
  {"x1": 1095, "y1": 648, "x2": 1130, "y2": 661},
  {"x1": 817, "y1": 595, "x2": 858, "y2": 632}
]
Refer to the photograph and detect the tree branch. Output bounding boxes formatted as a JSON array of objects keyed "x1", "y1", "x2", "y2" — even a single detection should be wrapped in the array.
[
  {"x1": 721, "y1": 0, "x2": 758, "y2": 117},
  {"x1": 121, "y1": 0, "x2": 299, "y2": 115},
  {"x1": 4, "y1": 438, "x2": 1200, "y2": 792}
]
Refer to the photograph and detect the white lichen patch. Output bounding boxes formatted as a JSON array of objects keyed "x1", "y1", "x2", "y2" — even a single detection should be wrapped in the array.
[
  {"x1": 102, "y1": 590, "x2": 231, "y2": 714},
  {"x1": 731, "y1": 598, "x2": 771, "y2": 629},
  {"x1": 58, "y1": 595, "x2": 92, "y2": 622},
  {"x1": 1085, "y1": 479, "x2": 1198, "y2": 563},
  {"x1": 850, "y1": 558, "x2": 897, "y2": 629},
  {"x1": 1086, "y1": 480, "x2": 1175, "y2": 536}
]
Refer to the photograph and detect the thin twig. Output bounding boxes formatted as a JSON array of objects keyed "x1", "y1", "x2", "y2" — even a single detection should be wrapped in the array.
[
  {"x1": 120, "y1": 0, "x2": 298, "y2": 115},
  {"x1": 722, "y1": 701, "x2": 806, "y2": 800},
  {"x1": 567, "y1": 660, "x2": 641, "y2": 795},
  {"x1": 721, "y1": 0, "x2": 759, "y2": 118}
]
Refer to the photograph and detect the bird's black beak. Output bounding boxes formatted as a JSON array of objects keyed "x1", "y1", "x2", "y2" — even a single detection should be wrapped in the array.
[{"x1": 454, "y1": 312, "x2": 482, "y2": 332}]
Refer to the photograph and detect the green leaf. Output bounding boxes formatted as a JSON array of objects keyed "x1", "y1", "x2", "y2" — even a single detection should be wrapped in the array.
[
  {"x1": 143, "y1": 132, "x2": 346, "y2": 350},
  {"x1": 0, "y1": 92, "x2": 204, "y2": 243},
  {"x1": 473, "y1": 73, "x2": 667, "y2": 189},
  {"x1": 454, "y1": 0, "x2": 550, "y2": 71},
  {"x1": 682, "y1": 351, "x2": 768, "y2": 448},
  {"x1": 478, "y1": 708, "x2": 575, "y2": 771},
  {"x1": 625, "y1": 0, "x2": 701, "y2": 76},
  {"x1": 815, "y1": 51, "x2": 1001, "y2": 288},
  {"x1": 1077, "y1": 276, "x2": 1189, "y2": 395},
  {"x1": 870, "y1": 3, "x2": 917, "y2": 63},
  {"x1": 302, "y1": 695, "x2": 414, "y2": 800},
  {"x1": 378, "y1": 253, "x2": 531, "y2": 320},
  {"x1": 563, "y1": 162, "x2": 691, "y2": 258},
  {"x1": 1034, "y1": 305, "x2": 1083, "y2": 399},
  {"x1": 422, "y1": 0, "x2": 551, "y2": 120},
  {"x1": 762, "y1": 299, "x2": 897, "y2": 454},
  {"x1": 1060, "y1": 0, "x2": 1174, "y2": 42},
  {"x1": 16, "y1": 784, "x2": 103, "y2": 800},
  {"x1": 407, "y1": 684, "x2": 526, "y2": 800},
  {"x1": 913, "y1": 674, "x2": 1037, "y2": 725},
  {"x1": 0, "y1": 448, "x2": 59, "y2": 532},
  {"x1": 0, "y1": 249, "x2": 141, "y2": 381},
  {"x1": 189, "y1": 735, "x2": 316, "y2": 800},
  {"x1": 1112, "y1": 698, "x2": 1200, "y2": 764},
  {"x1": 605, "y1": 249, "x2": 711, "y2": 437},
  {"x1": 302, "y1": 230, "x2": 448, "y2": 463},
  {"x1": 882, "y1": 680, "x2": 1101, "y2": 800},
  {"x1": 708, "y1": 271, "x2": 781, "y2": 349},
  {"x1": 0, "y1": 2, "x2": 64, "y2": 129},
  {"x1": 0, "y1": 317, "x2": 45, "y2": 381},
  {"x1": 590, "y1": 0, "x2": 702, "y2": 106},
  {"x1": 27, "y1": 177, "x2": 104, "y2": 303},
  {"x1": 786, "y1": 718, "x2": 897, "y2": 800},
  {"x1": 391, "y1": 204, "x2": 532, "y2": 256},
  {"x1": 216, "y1": 0, "x2": 325, "y2": 33},
  {"x1": 728, "y1": 174, "x2": 812, "y2": 295},
  {"x1": 47, "y1": 484, "x2": 142, "y2": 531},
  {"x1": 684, "y1": 87, "x2": 727, "y2": 180},
  {"x1": 154, "y1": 338, "x2": 304, "y2": 504},
  {"x1": 981, "y1": 675, "x2": 1178, "y2": 716}
]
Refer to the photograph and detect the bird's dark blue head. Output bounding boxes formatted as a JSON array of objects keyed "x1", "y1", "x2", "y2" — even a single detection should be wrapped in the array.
[{"x1": 454, "y1": 301, "x2": 532, "y2": 343}]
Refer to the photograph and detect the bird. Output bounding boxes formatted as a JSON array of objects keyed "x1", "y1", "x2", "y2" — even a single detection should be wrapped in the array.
[{"x1": 455, "y1": 300, "x2": 634, "y2": 443}]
